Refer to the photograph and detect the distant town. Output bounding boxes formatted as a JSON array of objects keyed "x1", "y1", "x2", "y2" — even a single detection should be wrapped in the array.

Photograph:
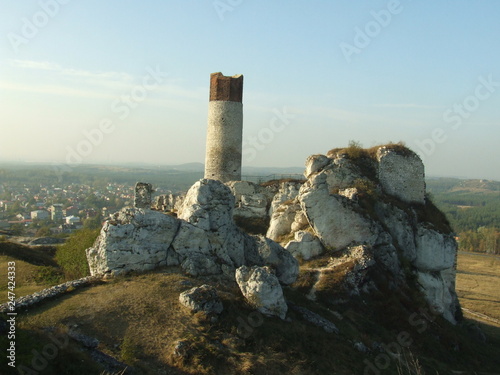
[{"x1": 0, "y1": 181, "x2": 172, "y2": 237}]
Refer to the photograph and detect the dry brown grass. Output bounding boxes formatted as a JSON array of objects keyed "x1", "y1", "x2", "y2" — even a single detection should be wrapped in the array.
[
  {"x1": 9, "y1": 251, "x2": 500, "y2": 374},
  {"x1": 327, "y1": 141, "x2": 412, "y2": 160},
  {"x1": 19, "y1": 269, "x2": 195, "y2": 372},
  {"x1": 259, "y1": 178, "x2": 306, "y2": 188},
  {"x1": 16, "y1": 266, "x2": 368, "y2": 374},
  {"x1": 456, "y1": 252, "x2": 500, "y2": 325}
]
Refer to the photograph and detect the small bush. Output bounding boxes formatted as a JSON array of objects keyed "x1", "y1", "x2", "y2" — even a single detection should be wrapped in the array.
[
  {"x1": 353, "y1": 179, "x2": 378, "y2": 198},
  {"x1": 344, "y1": 140, "x2": 367, "y2": 159},
  {"x1": 33, "y1": 266, "x2": 63, "y2": 285},
  {"x1": 35, "y1": 226, "x2": 52, "y2": 237},
  {"x1": 55, "y1": 228, "x2": 100, "y2": 280}
]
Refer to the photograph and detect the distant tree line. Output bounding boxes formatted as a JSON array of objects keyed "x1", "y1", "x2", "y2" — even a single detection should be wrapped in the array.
[
  {"x1": 429, "y1": 189, "x2": 500, "y2": 254},
  {"x1": 458, "y1": 227, "x2": 500, "y2": 255}
]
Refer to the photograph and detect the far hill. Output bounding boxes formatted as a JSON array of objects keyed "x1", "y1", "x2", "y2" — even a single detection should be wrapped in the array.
[{"x1": 426, "y1": 177, "x2": 500, "y2": 194}]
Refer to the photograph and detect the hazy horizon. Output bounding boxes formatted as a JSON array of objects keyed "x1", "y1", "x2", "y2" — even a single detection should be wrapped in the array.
[
  {"x1": 1, "y1": 1, "x2": 499, "y2": 180},
  {"x1": 0, "y1": 159, "x2": 497, "y2": 183}
]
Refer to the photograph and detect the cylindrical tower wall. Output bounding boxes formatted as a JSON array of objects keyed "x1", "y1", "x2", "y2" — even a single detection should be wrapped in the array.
[
  {"x1": 204, "y1": 101, "x2": 243, "y2": 182},
  {"x1": 204, "y1": 72, "x2": 243, "y2": 182}
]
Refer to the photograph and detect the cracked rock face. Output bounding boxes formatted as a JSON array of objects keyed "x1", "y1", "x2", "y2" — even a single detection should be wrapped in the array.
[
  {"x1": 265, "y1": 146, "x2": 461, "y2": 324},
  {"x1": 299, "y1": 174, "x2": 380, "y2": 251},
  {"x1": 86, "y1": 208, "x2": 180, "y2": 275}
]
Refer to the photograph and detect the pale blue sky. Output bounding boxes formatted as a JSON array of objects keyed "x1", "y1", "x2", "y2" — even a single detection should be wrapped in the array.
[{"x1": 1, "y1": 0, "x2": 499, "y2": 179}]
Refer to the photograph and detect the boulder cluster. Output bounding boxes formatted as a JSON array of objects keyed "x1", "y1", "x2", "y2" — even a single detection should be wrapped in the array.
[
  {"x1": 86, "y1": 179, "x2": 299, "y2": 319},
  {"x1": 86, "y1": 144, "x2": 461, "y2": 324}
]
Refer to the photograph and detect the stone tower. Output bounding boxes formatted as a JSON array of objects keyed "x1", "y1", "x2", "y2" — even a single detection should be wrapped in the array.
[{"x1": 204, "y1": 72, "x2": 243, "y2": 182}]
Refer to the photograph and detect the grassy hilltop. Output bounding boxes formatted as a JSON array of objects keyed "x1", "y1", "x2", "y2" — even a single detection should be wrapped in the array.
[{"x1": 0, "y1": 239, "x2": 499, "y2": 375}]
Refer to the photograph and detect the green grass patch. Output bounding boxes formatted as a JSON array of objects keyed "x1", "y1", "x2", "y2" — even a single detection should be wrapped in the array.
[{"x1": 55, "y1": 228, "x2": 99, "y2": 280}]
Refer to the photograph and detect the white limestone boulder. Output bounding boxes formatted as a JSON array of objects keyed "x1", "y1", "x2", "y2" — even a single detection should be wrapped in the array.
[
  {"x1": 86, "y1": 208, "x2": 180, "y2": 276},
  {"x1": 178, "y1": 179, "x2": 246, "y2": 268},
  {"x1": 285, "y1": 231, "x2": 324, "y2": 260},
  {"x1": 321, "y1": 154, "x2": 366, "y2": 191},
  {"x1": 268, "y1": 181, "x2": 302, "y2": 217},
  {"x1": 254, "y1": 236, "x2": 299, "y2": 285},
  {"x1": 179, "y1": 179, "x2": 234, "y2": 232},
  {"x1": 227, "y1": 181, "x2": 272, "y2": 219},
  {"x1": 376, "y1": 147, "x2": 425, "y2": 204},
  {"x1": 266, "y1": 202, "x2": 300, "y2": 242},
  {"x1": 235, "y1": 265, "x2": 288, "y2": 319},
  {"x1": 176, "y1": 179, "x2": 299, "y2": 284},
  {"x1": 290, "y1": 210, "x2": 309, "y2": 233}
]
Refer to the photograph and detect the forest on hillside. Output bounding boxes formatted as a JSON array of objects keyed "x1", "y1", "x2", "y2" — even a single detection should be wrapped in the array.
[{"x1": 427, "y1": 178, "x2": 500, "y2": 254}]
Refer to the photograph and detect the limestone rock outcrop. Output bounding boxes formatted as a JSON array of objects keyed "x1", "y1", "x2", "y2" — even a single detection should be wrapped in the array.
[
  {"x1": 266, "y1": 144, "x2": 461, "y2": 324},
  {"x1": 86, "y1": 208, "x2": 180, "y2": 275},
  {"x1": 86, "y1": 143, "x2": 461, "y2": 326},
  {"x1": 235, "y1": 265, "x2": 288, "y2": 319},
  {"x1": 267, "y1": 180, "x2": 302, "y2": 217},
  {"x1": 86, "y1": 179, "x2": 298, "y2": 286}
]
